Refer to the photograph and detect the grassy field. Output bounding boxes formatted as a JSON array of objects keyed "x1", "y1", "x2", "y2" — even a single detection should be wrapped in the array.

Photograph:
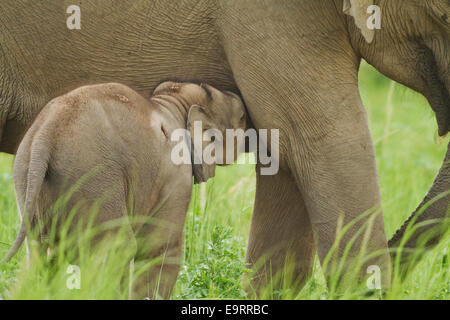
[{"x1": 0, "y1": 61, "x2": 448, "y2": 299}]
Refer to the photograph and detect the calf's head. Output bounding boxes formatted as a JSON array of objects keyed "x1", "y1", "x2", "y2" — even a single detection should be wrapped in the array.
[{"x1": 154, "y1": 81, "x2": 248, "y2": 183}]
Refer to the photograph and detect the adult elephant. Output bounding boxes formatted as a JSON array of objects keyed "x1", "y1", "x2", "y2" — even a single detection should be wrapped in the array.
[{"x1": 0, "y1": 0, "x2": 448, "y2": 296}]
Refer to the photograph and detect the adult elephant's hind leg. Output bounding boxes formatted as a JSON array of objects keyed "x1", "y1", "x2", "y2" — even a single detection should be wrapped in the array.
[{"x1": 246, "y1": 166, "x2": 315, "y2": 298}]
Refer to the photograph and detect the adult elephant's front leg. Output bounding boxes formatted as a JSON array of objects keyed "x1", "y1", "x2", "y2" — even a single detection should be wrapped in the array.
[
  {"x1": 246, "y1": 85, "x2": 391, "y2": 292},
  {"x1": 218, "y1": 1, "x2": 391, "y2": 291},
  {"x1": 246, "y1": 166, "x2": 315, "y2": 298}
]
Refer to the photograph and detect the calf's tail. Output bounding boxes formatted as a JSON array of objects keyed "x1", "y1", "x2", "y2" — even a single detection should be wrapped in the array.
[{"x1": 1, "y1": 131, "x2": 51, "y2": 263}]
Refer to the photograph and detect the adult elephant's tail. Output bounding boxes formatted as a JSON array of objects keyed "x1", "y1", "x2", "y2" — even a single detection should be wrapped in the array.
[{"x1": 388, "y1": 142, "x2": 450, "y2": 267}]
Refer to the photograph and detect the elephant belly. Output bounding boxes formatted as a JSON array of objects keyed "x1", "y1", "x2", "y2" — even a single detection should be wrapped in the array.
[{"x1": 0, "y1": 0, "x2": 237, "y2": 153}]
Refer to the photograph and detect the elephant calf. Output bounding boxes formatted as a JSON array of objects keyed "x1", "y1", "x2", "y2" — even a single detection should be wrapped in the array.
[{"x1": 2, "y1": 81, "x2": 248, "y2": 299}]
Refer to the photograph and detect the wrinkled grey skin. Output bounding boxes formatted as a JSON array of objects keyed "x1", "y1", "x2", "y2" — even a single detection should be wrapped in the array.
[
  {"x1": 0, "y1": 0, "x2": 448, "y2": 294},
  {"x1": 3, "y1": 81, "x2": 247, "y2": 299},
  {"x1": 350, "y1": 0, "x2": 449, "y2": 271},
  {"x1": 389, "y1": 144, "x2": 449, "y2": 268}
]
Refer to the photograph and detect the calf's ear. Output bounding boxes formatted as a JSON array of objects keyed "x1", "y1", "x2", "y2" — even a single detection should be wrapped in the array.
[
  {"x1": 343, "y1": 0, "x2": 375, "y2": 43},
  {"x1": 187, "y1": 105, "x2": 217, "y2": 184}
]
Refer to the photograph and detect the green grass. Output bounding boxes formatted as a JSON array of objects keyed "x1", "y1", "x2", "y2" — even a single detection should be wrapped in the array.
[{"x1": 0, "y1": 61, "x2": 448, "y2": 299}]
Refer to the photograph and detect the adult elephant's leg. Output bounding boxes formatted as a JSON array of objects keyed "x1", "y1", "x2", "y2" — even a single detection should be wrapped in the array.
[
  {"x1": 218, "y1": 1, "x2": 391, "y2": 291},
  {"x1": 246, "y1": 165, "x2": 315, "y2": 298}
]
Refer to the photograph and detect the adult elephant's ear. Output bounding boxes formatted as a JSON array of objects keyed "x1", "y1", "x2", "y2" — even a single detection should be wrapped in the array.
[
  {"x1": 187, "y1": 104, "x2": 217, "y2": 184},
  {"x1": 343, "y1": 0, "x2": 375, "y2": 43}
]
